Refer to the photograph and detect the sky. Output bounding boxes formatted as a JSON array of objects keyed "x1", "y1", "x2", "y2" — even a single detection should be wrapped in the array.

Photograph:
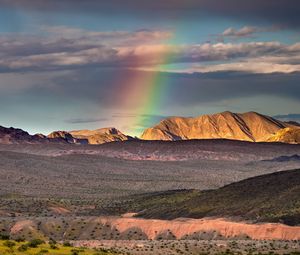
[{"x1": 0, "y1": 0, "x2": 300, "y2": 136}]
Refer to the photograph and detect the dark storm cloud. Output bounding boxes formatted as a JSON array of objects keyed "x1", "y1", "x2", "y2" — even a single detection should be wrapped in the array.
[
  {"x1": 1, "y1": 0, "x2": 300, "y2": 27},
  {"x1": 162, "y1": 71, "x2": 300, "y2": 106},
  {"x1": 45, "y1": 68, "x2": 300, "y2": 109}
]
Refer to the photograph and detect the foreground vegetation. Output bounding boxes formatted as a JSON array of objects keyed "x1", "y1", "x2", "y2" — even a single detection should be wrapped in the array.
[{"x1": 0, "y1": 239, "x2": 119, "y2": 255}]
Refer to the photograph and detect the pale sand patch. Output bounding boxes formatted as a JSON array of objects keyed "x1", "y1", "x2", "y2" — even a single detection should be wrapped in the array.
[
  {"x1": 48, "y1": 206, "x2": 71, "y2": 215},
  {"x1": 122, "y1": 212, "x2": 138, "y2": 218},
  {"x1": 11, "y1": 220, "x2": 34, "y2": 234}
]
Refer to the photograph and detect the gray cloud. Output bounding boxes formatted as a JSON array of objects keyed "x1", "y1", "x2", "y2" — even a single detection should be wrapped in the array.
[
  {"x1": 273, "y1": 114, "x2": 300, "y2": 122},
  {"x1": 217, "y1": 26, "x2": 283, "y2": 41},
  {"x1": 65, "y1": 117, "x2": 109, "y2": 124},
  {"x1": 41, "y1": 26, "x2": 173, "y2": 46},
  {"x1": 1, "y1": 32, "x2": 300, "y2": 73},
  {"x1": 1, "y1": 0, "x2": 300, "y2": 27},
  {"x1": 36, "y1": 68, "x2": 300, "y2": 109},
  {"x1": 159, "y1": 71, "x2": 300, "y2": 107},
  {"x1": 222, "y1": 26, "x2": 258, "y2": 38}
]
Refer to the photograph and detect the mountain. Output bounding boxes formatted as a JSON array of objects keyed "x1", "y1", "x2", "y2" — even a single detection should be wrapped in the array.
[
  {"x1": 47, "y1": 131, "x2": 88, "y2": 144},
  {"x1": 0, "y1": 125, "x2": 134, "y2": 145},
  {"x1": 130, "y1": 169, "x2": 300, "y2": 225},
  {"x1": 141, "y1": 111, "x2": 296, "y2": 142},
  {"x1": 264, "y1": 154, "x2": 300, "y2": 162},
  {"x1": 285, "y1": 121, "x2": 300, "y2": 127},
  {"x1": 0, "y1": 125, "x2": 47, "y2": 144},
  {"x1": 2, "y1": 112, "x2": 299, "y2": 145},
  {"x1": 267, "y1": 127, "x2": 300, "y2": 144},
  {"x1": 69, "y1": 127, "x2": 135, "y2": 144}
]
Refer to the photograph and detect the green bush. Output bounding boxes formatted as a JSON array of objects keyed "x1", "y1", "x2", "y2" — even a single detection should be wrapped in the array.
[
  {"x1": 63, "y1": 241, "x2": 72, "y2": 247},
  {"x1": 49, "y1": 243, "x2": 59, "y2": 249},
  {"x1": 27, "y1": 238, "x2": 45, "y2": 248},
  {"x1": 18, "y1": 244, "x2": 28, "y2": 252},
  {"x1": 0, "y1": 234, "x2": 9, "y2": 240},
  {"x1": 71, "y1": 249, "x2": 80, "y2": 255},
  {"x1": 15, "y1": 237, "x2": 25, "y2": 242},
  {"x1": 3, "y1": 240, "x2": 16, "y2": 249}
]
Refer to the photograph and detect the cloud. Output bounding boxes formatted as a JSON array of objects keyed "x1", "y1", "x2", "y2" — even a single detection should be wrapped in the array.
[
  {"x1": 1, "y1": 30, "x2": 300, "y2": 74},
  {"x1": 167, "y1": 61, "x2": 300, "y2": 74},
  {"x1": 0, "y1": 28, "x2": 173, "y2": 72},
  {"x1": 1, "y1": 0, "x2": 300, "y2": 27},
  {"x1": 273, "y1": 114, "x2": 300, "y2": 122},
  {"x1": 41, "y1": 26, "x2": 173, "y2": 46},
  {"x1": 65, "y1": 117, "x2": 109, "y2": 124},
  {"x1": 0, "y1": 25, "x2": 299, "y2": 75},
  {"x1": 222, "y1": 26, "x2": 258, "y2": 38},
  {"x1": 133, "y1": 42, "x2": 300, "y2": 74},
  {"x1": 218, "y1": 25, "x2": 283, "y2": 40},
  {"x1": 31, "y1": 68, "x2": 300, "y2": 109}
]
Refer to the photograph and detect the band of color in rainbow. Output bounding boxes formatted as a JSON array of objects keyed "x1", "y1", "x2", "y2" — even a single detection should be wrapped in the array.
[{"x1": 116, "y1": 43, "x2": 176, "y2": 137}]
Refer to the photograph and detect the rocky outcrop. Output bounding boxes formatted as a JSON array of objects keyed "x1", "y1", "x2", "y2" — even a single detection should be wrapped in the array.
[
  {"x1": 267, "y1": 127, "x2": 300, "y2": 144},
  {"x1": 47, "y1": 131, "x2": 88, "y2": 144}
]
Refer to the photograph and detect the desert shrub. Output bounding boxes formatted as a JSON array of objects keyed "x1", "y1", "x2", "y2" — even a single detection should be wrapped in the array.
[
  {"x1": 63, "y1": 241, "x2": 72, "y2": 247},
  {"x1": 3, "y1": 240, "x2": 16, "y2": 249},
  {"x1": 18, "y1": 244, "x2": 28, "y2": 252},
  {"x1": 27, "y1": 238, "x2": 45, "y2": 248},
  {"x1": 49, "y1": 238, "x2": 57, "y2": 244},
  {"x1": 15, "y1": 237, "x2": 25, "y2": 242},
  {"x1": 71, "y1": 249, "x2": 80, "y2": 255},
  {"x1": 49, "y1": 243, "x2": 59, "y2": 249},
  {"x1": 0, "y1": 234, "x2": 9, "y2": 240}
]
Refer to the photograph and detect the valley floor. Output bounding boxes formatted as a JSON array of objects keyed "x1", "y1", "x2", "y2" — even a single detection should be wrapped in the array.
[
  {"x1": 0, "y1": 239, "x2": 299, "y2": 255},
  {"x1": 74, "y1": 239, "x2": 300, "y2": 255},
  {"x1": 0, "y1": 141, "x2": 300, "y2": 254}
]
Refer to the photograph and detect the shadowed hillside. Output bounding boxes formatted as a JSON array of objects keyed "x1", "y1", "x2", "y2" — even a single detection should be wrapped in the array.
[{"x1": 131, "y1": 169, "x2": 300, "y2": 225}]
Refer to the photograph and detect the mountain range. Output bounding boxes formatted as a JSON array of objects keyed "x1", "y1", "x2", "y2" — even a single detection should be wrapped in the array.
[
  {"x1": 141, "y1": 111, "x2": 300, "y2": 143},
  {"x1": 1, "y1": 111, "x2": 299, "y2": 145}
]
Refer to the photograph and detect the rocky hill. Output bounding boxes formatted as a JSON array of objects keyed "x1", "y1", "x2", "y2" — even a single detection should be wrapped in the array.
[
  {"x1": 0, "y1": 126, "x2": 48, "y2": 144},
  {"x1": 141, "y1": 111, "x2": 297, "y2": 142},
  {"x1": 69, "y1": 127, "x2": 134, "y2": 144},
  {"x1": 0, "y1": 125, "x2": 133, "y2": 145},
  {"x1": 47, "y1": 131, "x2": 88, "y2": 144}
]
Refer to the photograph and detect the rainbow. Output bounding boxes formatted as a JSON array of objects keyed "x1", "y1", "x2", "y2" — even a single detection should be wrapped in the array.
[
  {"x1": 116, "y1": 41, "x2": 177, "y2": 137},
  {"x1": 109, "y1": 14, "x2": 189, "y2": 138}
]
